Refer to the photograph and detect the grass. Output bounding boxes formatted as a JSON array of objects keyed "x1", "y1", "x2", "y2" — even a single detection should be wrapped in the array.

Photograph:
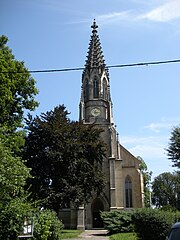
[
  {"x1": 61, "y1": 229, "x2": 83, "y2": 239},
  {"x1": 110, "y1": 232, "x2": 138, "y2": 240}
]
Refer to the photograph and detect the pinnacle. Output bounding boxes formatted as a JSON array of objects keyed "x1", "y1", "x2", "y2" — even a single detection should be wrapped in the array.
[
  {"x1": 84, "y1": 20, "x2": 106, "y2": 71},
  {"x1": 91, "y1": 19, "x2": 98, "y2": 32}
]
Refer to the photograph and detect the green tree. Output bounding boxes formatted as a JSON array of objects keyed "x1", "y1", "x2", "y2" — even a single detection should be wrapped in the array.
[
  {"x1": 0, "y1": 35, "x2": 38, "y2": 131},
  {"x1": 167, "y1": 126, "x2": 180, "y2": 169},
  {"x1": 0, "y1": 34, "x2": 39, "y2": 202},
  {"x1": 137, "y1": 156, "x2": 152, "y2": 207},
  {"x1": 0, "y1": 129, "x2": 33, "y2": 239},
  {"x1": 24, "y1": 105, "x2": 106, "y2": 212},
  {"x1": 152, "y1": 172, "x2": 180, "y2": 210},
  {"x1": 0, "y1": 198, "x2": 35, "y2": 240},
  {"x1": 0, "y1": 35, "x2": 40, "y2": 239},
  {"x1": 0, "y1": 135, "x2": 30, "y2": 204}
]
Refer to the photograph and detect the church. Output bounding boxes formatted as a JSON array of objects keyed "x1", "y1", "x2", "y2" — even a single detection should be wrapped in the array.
[{"x1": 59, "y1": 20, "x2": 144, "y2": 229}]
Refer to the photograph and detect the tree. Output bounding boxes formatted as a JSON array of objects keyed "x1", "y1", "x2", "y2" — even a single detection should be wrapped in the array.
[
  {"x1": 152, "y1": 172, "x2": 180, "y2": 210},
  {"x1": 0, "y1": 35, "x2": 38, "y2": 131},
  {"x1": 0, "y1": 131, "x2": 30, "y2": 204},
  {"x1": 0, "y1": 35, "x2": 40, "y2": 238},
  {"x1": 137, "y1": 156, "x2": 152, "y2": 207},
  {"x1": 0, "y1": 34, "x2": 40, "y2": 202},
  {"x1": 24, "y1": 105, "x2": 106, "y2": 212},
  {"x1": 167, "y1": 126, "x2": 180, "y2": 169},
  {"x1": 0, "y1": 34, "x2": 39, "y2": 200}
]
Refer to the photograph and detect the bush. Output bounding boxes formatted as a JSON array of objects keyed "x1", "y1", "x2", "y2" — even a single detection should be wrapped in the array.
[
  {"x1": 132, "y1": 208, "x2": 180, "y2": 240},
  {"x1": 33, "y1": 209, "x2": 63, "y2": 240},
  {"x1": 0, "y1": 198, "x2": 63, "y2": 240},
  {"x1": 101, "y1": 211, "x2": 134, "y2": 234},
  {"x1": 0, "y1": 198, "x2": 34, "y2": 240}
]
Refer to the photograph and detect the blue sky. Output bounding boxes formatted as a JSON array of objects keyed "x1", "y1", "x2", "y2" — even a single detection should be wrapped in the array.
[{"x1": 1, "y1": 0, "x2": 180, "y2": 179}]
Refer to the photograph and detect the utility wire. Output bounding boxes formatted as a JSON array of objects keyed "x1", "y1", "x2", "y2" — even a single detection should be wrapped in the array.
[{"x1": 1, "y1": 59, "x2": 180, "y2": 74}]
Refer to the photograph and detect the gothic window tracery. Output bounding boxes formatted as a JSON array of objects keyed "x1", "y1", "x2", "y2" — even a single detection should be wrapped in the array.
[{"x1": 125, "y1": 176, "x2": 133, "y2": 208}]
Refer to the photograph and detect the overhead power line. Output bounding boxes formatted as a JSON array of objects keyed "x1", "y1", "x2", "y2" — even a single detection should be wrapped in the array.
[{"x1": 1, "y1": 59, "x2": 180, "y2": 74}]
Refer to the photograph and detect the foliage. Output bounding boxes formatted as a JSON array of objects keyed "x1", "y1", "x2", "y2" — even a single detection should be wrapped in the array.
[
  {"x1": 101, "y1": 211, "x2": 134, "y2": 234},
  {"x1": 0, "y1": 35, "x2": 65, "y2": 240},
  {"x1": 61, "y1": 229, "x2": 83, "y2": 239},
  {"x1": 0, "y1": 35, "x2": 38, "y2": 202},
  {"x1": 0, "y1": 126, "x2": 26, "y2": 156},
  {"x1": 167, "y1": 126, "x2": 180, "y2": 169},
  {"x1": 137, "y1": 156, "x2": 152, "y2": 207},
  {"x1": 0, "y1": 198, "x2": 63, "y2": 240},
  {"x1": 33, "y1": 209, "x2": 63, "y2": 240},
  {"x1": 0, "y1": 130, "x2": 30, "y2": 204},
  {"x1": 0, "y1": 34, "x2": 38, "y2": 204},
  {"x1": 110, "y1": 232, "x2": 138, "y2": 240},
  {"x1": 152, "y1": 172, "x2": 180, "y2": 210},
  {"x1": 24, "y1": 105, "x2": 106, "y2": 211},
  {"x1": 0, "y1": 35, "x2": 38, "y2": 131},
  {"x1": 132, "y1": 208, "x2": 180, "y2": 240},
  {"x1": 0, "y1": 198, "x2": 35, "y2": 240}
]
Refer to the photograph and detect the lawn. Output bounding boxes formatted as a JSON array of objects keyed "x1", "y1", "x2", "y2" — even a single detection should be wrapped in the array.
[
  {"x1": 61, "y1": 229, "x2": 83, "y2": 239},
  {"x1": 110, "y1": 232, "x2": 138, "y2": 240}
]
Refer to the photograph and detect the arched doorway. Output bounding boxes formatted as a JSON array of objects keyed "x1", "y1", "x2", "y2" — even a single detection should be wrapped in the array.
[{"x1": 91, "y1": 198, "x2": 104, "y2": 228}]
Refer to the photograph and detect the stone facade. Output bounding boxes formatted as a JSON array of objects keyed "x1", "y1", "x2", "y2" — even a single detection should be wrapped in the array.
[{"x1": 59, "y1": 20, "x2": 144, "y2": 229}]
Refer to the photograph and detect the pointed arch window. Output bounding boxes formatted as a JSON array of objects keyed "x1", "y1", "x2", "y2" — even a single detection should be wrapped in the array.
[
  {"x1": 84, "y1": 78, "x2": 89, "y2": 101},
  {"x1": 103, "y1": 78, "x2": 107, "y2": 100},
  {"x1": 93, "y1": 76, "x2": 99, "y2": 98},
  {"x1": 125, "y1": 176, "x2": 132, "y2": 208}
]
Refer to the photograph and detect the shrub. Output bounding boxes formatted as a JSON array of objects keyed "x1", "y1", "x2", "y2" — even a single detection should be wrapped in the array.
[
  {"x1": 0, "y1": 198, "x2": 34, "y2": 240},
  {"x1": 132, "y1": 208, "x2": 180, "y2": 240},
  {"x1": 101, "y1": 211, "x2": 134, "y2": 234},
  {"x1": 0, "y1": 198, "x2": 63, "y2": 240},
  {"x1": 33, "y1": 209, "x2": 63, "y2": 240}
]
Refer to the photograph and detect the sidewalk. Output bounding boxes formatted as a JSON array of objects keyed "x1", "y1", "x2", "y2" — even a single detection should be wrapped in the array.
[{"x1": 64, "y1": 229, "x2": 109, "y2": 240}]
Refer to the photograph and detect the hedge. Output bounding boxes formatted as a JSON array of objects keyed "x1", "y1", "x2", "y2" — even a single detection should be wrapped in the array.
[
  {"x1": 101, "y1": 209, "x2": 180, "y2": 240},
  {"x1": 132, "y1": 208, "x2": 180, "y2": 240},
  {"x1": 101, "y1": 211, "x2": 134, "y2": 234}
]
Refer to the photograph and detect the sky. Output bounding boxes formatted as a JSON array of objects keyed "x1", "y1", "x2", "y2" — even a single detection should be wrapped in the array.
[{"x1": 1, "y1": 0, "x2": 180, "y2": 179}]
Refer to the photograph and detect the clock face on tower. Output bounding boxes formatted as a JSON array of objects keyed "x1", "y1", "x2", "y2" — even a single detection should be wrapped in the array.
[{"x1": 91, "y1": 108, "x2": 101, "y2": 117}]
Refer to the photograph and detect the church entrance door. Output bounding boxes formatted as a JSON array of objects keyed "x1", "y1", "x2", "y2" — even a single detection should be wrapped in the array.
[{"x1": 91, "y1": 198, "x2": 104, "y2": 228}]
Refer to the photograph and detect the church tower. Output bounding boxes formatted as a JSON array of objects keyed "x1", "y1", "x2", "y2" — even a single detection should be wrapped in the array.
[
  {"x1": 78, "y1": 20, "x2": 144, "y2": 230},
  {"x1": 79, "y1": 20, "x2": 114, "y2": 125},
  {"x1": 59, "y1": 20, "x2": 144, "y2": 230}
]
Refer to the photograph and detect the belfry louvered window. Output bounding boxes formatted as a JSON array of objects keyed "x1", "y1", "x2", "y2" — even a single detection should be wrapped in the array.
[
  {"x1": 93, "y1": 76, "x2": 99, "y2": 98},
  {"x1": 103, "y1": 78, "x2": 107, "y2": 100},
  {"x1": 125, "y1": 176, "x2": 133, "y2": 208}
]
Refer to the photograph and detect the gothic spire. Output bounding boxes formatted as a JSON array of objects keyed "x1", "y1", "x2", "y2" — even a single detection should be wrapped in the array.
[{"x1": 84, "y1": 20, "x2": 107, "y2": 72}]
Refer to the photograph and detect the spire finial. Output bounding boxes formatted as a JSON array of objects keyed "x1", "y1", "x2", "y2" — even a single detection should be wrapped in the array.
[{"x1": 91, "y1": 19, "x2": 98, "y2": 32}]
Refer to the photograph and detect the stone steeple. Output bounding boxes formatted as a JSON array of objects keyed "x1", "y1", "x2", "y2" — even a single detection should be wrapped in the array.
[
  {"x1": 80, "y1": 20, "x2": 113, "y2": 124},
  {"x1": 83, "y1": 19, "x2": 109, "y2": 80},
  {"x1": 85, "y1": 20, "x2": 106, "y2": 70}
]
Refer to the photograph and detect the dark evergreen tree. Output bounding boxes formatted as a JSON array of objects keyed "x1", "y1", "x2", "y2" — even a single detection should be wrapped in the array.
[{"x1": 24, "y1": 105, "x2": 106, "y2": 212}]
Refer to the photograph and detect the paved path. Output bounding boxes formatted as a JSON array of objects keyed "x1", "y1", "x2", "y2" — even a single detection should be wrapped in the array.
[{"x1": 64, "y1": 229, "x2": 109, "y2": 240}]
